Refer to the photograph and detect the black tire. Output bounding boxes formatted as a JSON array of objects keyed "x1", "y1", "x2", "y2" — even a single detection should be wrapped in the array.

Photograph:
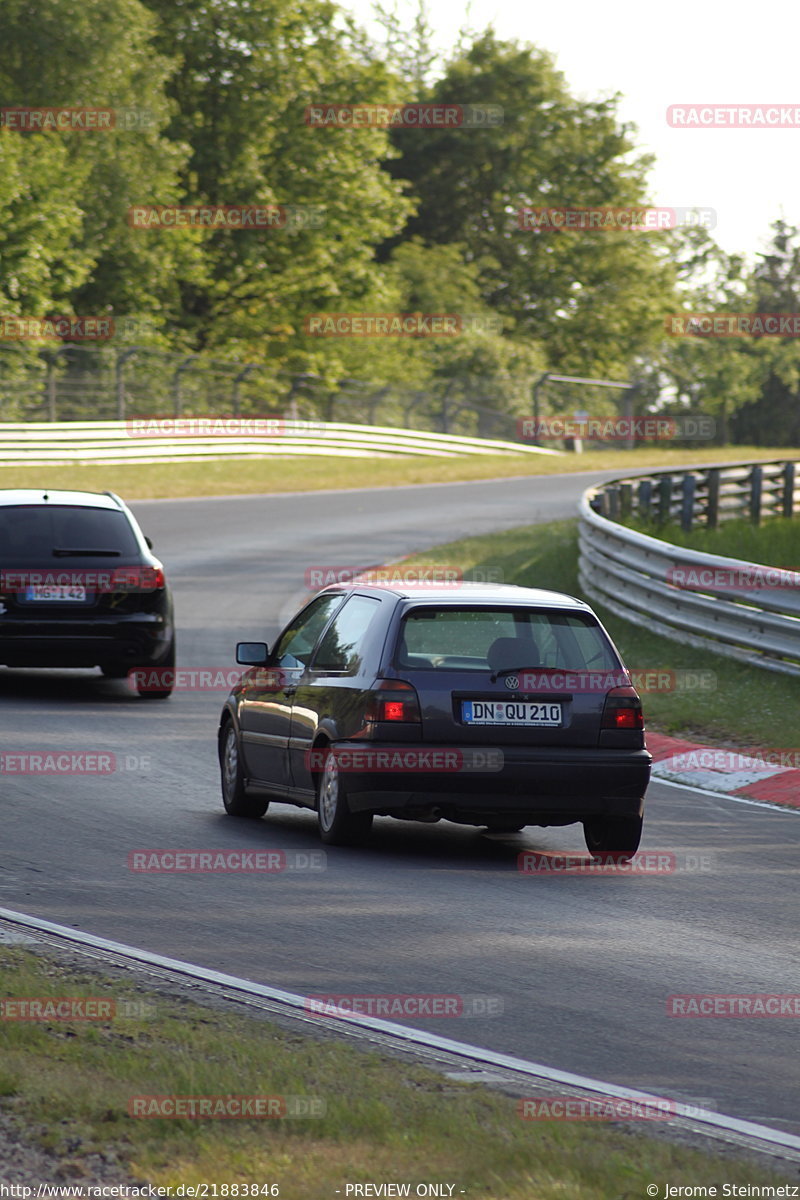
[
  {"x1": 316, "y1": 749, "x2": 373, "y2": 846},
  {"x1": 583, "y1": 814, "x2": 643, "y2": 861},
  {"x1": 136, "y1": 638, "x2": 176, "y2": 700},
  {"x1": 220, "y1": 721, "x2": 269, "y2": 818}
]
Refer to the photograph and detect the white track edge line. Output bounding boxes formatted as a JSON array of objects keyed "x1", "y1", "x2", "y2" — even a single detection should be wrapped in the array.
[{"x1": 1, "y1": 905, "x2": 798, "y2": 1155}]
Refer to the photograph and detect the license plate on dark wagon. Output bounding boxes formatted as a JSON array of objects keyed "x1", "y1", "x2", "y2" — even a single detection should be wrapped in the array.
[
  {"x1": 25, "y1": 585, "x2": 87, "y2": 602},
  {"x1": 462, "y1": 700, "x2": 562, "y2": 726}
]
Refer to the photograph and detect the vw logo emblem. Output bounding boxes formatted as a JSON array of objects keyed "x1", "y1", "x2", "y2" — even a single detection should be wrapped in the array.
[{"x1": 505, "y1": 675, "x2": 520, "y2": 691}]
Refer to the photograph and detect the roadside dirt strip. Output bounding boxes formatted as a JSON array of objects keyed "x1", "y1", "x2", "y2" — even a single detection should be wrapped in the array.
[{"x1": 647, "y1": 732, "x2": 800, "y2": 808}]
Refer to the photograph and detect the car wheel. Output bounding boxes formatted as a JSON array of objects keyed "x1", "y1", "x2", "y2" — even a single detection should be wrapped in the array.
[
  {"x1": 101, "y1": 664, "x2": 129, "y2": 679},
  {"x1": 583, "y1": 814, "x2": 643, "y2": 861},
  {"x1": 136, "y1": 638, "x2": 176, "y2": 700},
  {"x1": 220, "y1": 721, "x2": 269, "y2": 818},
  {"x1": 317, "y1": 749, "x2": 373, "y2": 846}
]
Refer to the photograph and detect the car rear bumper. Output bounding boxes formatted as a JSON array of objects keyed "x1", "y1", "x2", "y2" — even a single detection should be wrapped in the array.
[
  {"x1": 333, "y1": 742, "x2": 651, "y2": 824},
  {"x1": 0, "y1": 614, "x2": 172, "y2": 669}
]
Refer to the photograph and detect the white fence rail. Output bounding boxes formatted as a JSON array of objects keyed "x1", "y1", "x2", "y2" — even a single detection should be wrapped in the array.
[
  {"x1": 579, "y1": 462, "x2": 800, "y2": 677},
  {"x1": 0, "y1": 420, "x2": 561, "y2": 464}
]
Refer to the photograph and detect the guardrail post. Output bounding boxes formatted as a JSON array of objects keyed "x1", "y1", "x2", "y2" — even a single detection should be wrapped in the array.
[
  {"x1": 619, "y1": 482, "x2": 633, "y2": 519},
  {"x1": 782, "y1": 462, "x2": 795, "y2": 518},
  {"x1": 657, "y1": 475, "x2": 673, "y2": 525},
  {"x1": 680, "y1": 474, "x2": 696, "y2": 531},
  {"x1": 608, "y1": 486, "x2": 620, "y2": 521},
  {"x1": 638, "y1": 479, "x2": 652, "y2": 520},
  {"x1": 750, "y1": 465, "x2": 763, "y2": 525},
  {"x1": 706, "y1": 469, "x2": 720, "y2": 528}
]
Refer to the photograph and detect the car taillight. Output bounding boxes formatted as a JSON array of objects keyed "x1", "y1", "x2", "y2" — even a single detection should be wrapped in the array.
[
  {"x1": 601, "y1": 686, "x2": 644, "y2": 730},
  {"x1": 366, "y1": 679, "x2": 421, "y2": 723},
  {"x1": 111, "y1": 566, "x2": 165, "y2": 591},
  {"x1": 144, "y1": 566, "x2": 166, "y2": 590}
]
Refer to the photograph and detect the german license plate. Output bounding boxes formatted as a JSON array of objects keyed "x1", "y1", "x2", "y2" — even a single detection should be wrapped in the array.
[
  {"x1": 25, "y1": 585, "x2": 87, "y2": 602},
  {"x1": 462, "y1": 699, "x2": 562, "y2": 726}
]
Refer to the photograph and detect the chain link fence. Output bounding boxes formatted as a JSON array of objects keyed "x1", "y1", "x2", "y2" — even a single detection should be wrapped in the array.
[{"x1": 0, "y1": 345, "x2": 532, "y2": 441}]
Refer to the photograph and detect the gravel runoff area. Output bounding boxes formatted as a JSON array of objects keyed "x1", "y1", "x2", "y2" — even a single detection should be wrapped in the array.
[{"x1": 0, "y1": 1107, "x2": 142, "y2": 1188}]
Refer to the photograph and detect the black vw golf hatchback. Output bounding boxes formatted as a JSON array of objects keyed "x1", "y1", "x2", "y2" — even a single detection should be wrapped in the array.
[
  {"x1": 219, "y1": 582, "x2": 651, "y2": 853},
  {"x1": 0, "y1": 489, "x2": 175, "y2": 696}
]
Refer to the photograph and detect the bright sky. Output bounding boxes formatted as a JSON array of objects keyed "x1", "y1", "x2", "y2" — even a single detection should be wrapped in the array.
[{"x1": 342, "y1": 0, "x2": 800, "y2": 262}]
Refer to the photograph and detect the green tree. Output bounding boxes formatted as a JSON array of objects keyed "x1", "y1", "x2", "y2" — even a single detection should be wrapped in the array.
[
  {"x1": 382, "y1": 32, "x2": 677, "y2": 380},
  {"x1": 0, "y1": 0, "x2": 196, "y2": 333},
  {"x1": 730, "y1": 221, "x2": 800, "y2": 445},
  {"x1": 139, "y1": 0, "x2": 414, "y2": 357}
]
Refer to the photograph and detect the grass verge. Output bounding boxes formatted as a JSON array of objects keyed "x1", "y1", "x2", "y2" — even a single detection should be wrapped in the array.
[
  {"x1": 0, "y1": 445, "x2": 791, "y2": 499},
  {"x1": 404, "y1": 520, "x2": 799, "y2": 749},
  {"x1": 0, "y1": 948, "x2": 793, "y2": 1197},
  {"x1": 626, "y1": 515, "x2": 800, "y2": 570}
]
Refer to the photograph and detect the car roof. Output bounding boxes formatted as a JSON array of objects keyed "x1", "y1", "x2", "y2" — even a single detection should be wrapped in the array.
[
  {"x1": 321, "y1": 581, "x2": 591, "y2": 610},
  {"x1": 0, "y1": 489, "x2": 125, "y2": 510}
]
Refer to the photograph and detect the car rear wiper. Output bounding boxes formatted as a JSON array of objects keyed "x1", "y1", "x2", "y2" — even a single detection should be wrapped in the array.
[
  {"x1": 489, "y1": 664, "x2": 542, "y2": 683},
  {"x1": 52, "y1": 548, "x2": 122, "y2": 557}
]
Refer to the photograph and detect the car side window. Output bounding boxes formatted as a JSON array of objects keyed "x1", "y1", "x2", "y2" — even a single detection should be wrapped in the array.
[
  {"x1": 312, "y1": 595, "x2": 382, "y2": 675},
  {"x1": 272, "y1": 594, "x2": 343, "y2": 671}
]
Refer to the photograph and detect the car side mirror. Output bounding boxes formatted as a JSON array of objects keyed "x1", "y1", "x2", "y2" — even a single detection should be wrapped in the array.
[
  {"x1": 236, "y1": 642, "x2": 270, "y2": 665},
  {"x1": 144, "y1": 535, "x2": 154, "y2": 550}
]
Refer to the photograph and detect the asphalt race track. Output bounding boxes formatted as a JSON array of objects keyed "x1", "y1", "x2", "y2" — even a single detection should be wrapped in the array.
[{"x1": 1, "y1": 471, "x2": 797, "y2": 1134}]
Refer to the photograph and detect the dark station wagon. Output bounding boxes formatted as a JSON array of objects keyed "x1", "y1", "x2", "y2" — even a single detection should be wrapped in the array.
[
  {"x1": 218, "y1": 582, "x2": 651, "y2": 853},
  {"x1": 0, "y1": 489, "x2": 175, "y2": 697}
]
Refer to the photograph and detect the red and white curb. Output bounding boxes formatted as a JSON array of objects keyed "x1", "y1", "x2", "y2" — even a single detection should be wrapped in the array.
[{"x1": 647, "y1": 733, "x2": 800, "y2": 809}]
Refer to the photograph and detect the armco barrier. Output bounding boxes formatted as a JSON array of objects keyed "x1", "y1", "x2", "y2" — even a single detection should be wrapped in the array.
[
  {"x1": 0, "y1": 420, "x2": 560, "y2": 464},
  {"x1": 579, "y1": 462, "x2": 800, "y2": 677}
]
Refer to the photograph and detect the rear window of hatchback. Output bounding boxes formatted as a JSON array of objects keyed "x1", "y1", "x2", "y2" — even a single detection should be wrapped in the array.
[{"x1": 394, "y1": 607, "x2": 620, "y2": 672}]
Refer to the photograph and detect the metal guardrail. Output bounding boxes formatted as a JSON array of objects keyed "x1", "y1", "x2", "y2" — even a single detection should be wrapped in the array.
[
  {"x1": 0, "y1": 420, "x2": 561, "y2": 465},
  {"x1": 578, "y1": 461, "x2": 800, "y2": 677}
]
